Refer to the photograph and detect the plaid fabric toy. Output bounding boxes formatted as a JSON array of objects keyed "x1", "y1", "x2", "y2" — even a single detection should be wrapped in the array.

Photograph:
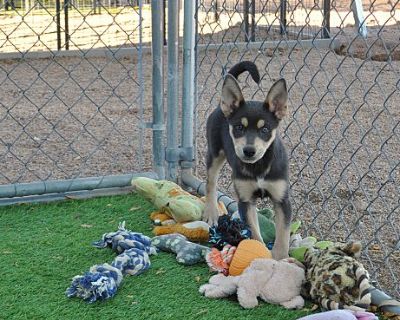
[{"x1": 66, "y1": 222, "x2": 157, "y2": 303}]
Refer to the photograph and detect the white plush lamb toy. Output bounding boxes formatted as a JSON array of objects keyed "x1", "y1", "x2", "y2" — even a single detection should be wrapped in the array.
[{"x1": 199, "y1": 258, "x2": 305, "y2": 309}]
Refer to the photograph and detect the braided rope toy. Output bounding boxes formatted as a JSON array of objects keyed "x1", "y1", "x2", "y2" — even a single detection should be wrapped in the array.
[
  {"x1": 206, "y1": 244, "x2": 237, "y2": 275},
  {"x1": 209, "y1": 215, "x2": 251, "y2": 250},
  {"x1": 66, "y1": 222, "x2": 157, "y2": 303}
]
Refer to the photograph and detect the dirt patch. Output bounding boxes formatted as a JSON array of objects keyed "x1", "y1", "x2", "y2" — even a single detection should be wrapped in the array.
[{"x1": 333, "y1": 23, "x2": 400, "y2": 61}]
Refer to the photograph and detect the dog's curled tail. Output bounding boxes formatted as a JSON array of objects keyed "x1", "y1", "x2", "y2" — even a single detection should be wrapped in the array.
[{"x1": 228, "y1": 61, "x2": 260, "y2": 84}]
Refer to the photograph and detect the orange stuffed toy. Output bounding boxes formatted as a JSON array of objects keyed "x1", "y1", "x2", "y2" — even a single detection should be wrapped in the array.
[
  {"x1": 150, "y1": 210, "x2": 210, "y2": 242},
  {"x1": 153, "y1": 221, "x2": 210, "y2": 243},
  {"x1": 229, "y1": 239, "x2": 272, "y2": 276},
  {"x1": 207, "y1": 239, "x2": 272, "y2": 276}
]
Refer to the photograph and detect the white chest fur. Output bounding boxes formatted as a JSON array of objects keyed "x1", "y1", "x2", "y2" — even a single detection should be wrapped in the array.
[
  {"x1": 234, "y1": 178, "x2": 287, "y2": 202},
  {"x1": 257, "y1": 178, "x2": 287, "y2": 202}
]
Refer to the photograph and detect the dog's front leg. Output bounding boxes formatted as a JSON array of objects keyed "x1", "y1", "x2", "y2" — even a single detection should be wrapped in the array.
[
  {"x1": 203, "y1": 151, "x2": 225, "y2": 226},
  {"x1": 272, "y1": 197, "x2": 292, "y2": 260},
  {"x1": 238, "y1": 201, "x2": 264, "y2": 243}
]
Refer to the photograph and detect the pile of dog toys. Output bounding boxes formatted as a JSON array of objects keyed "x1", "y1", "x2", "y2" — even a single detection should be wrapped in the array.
[{"x1": 66, "y1": 177, "x2": 400, "y2": 319}]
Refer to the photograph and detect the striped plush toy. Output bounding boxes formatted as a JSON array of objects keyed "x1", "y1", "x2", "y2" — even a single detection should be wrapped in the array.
[
  {"x1": 301, "y1": 241, "x2": 372, "y2": 311},
  {"x1": 66, "y1": 222, "x2": 157, "y2": 303}
]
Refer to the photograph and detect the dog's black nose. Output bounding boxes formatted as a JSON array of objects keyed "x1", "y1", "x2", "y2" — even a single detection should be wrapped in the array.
[{"x1": 243, "y1": 146, "x2": 256, "y2": 158}]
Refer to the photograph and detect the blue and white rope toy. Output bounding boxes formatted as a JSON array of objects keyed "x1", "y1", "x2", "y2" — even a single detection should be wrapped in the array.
[{"x1": 66, "y1": 222, "x2": 157, "y2": 303}]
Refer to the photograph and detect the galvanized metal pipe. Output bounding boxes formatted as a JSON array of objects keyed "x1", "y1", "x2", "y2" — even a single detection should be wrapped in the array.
[
  {"x1": 193, "y1": 0, "x2": 199, "y2": 175},
  {"x1": 181, "y1": 170, "x2": 238, "y2": 213},
  {"x1": 166, "y1": 0, "x2": 179, "y2": 181},
  {"x1": 243, "y1": 0, "x2": 249, "y2": 41},
  {"x1": 0, "y1": 39, "x2": 340, "y2": 60},
  {"x1": 0, "y1": 172, "x2": 158, "y2": 199},
  {"x1": 323, "y1": 0, "x2": 331, "y2": 38},
  {"x1": 138, "y1": 0, "x2": 144, "y2": 172},
  {"x1": 280, "y1": 0, "x2": 287, "y2": 35},
  {"x1": 0, "y1": 187, "x2": 134, "y2": 206},
  {"x1": 151, "y1": 0, "x2": 166, "y2": 179},
  {"x1": 181, "y1": 0, "x2": 196, "y2": 170},
  {"x1": 64, "y1": 0, "x2": 70, "y2": 50},
  {"x1": 56, "y1": 0, "x2": 61, "y2": 50}
]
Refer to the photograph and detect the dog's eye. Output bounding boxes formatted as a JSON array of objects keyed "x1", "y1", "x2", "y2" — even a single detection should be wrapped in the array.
[
  {"x1": 235, "y1": 124, "x2": 244, "y2": 132},
  {"x1": 261, "y1": 127, "x2": 269, "y2": 134}
]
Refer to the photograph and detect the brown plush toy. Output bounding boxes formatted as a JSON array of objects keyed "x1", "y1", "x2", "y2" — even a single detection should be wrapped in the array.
[
  {"x1": 149, "y1": 197, "x2": 228, "y2": 243},
  {"x1": 153, "y1": 221, "x2": 210, "y2": 243},
  {"x1": 149, "y1": 210, "x2": 210, "y2": 242},
  {"x1": 150, "y1": 211, "x2": 175, "y2": 226}
]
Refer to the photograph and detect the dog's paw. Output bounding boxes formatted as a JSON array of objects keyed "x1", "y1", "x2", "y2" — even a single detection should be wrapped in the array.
[{"x1": 202, "y1": 205, "x2": 219, "y2": 227}]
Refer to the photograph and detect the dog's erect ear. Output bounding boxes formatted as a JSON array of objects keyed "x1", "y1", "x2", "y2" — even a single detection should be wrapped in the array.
[
  {"x1": 266, "y1": 79, "x2": 288, "y2": 120},
  {"x1": 220, "y1": 74, "x2": 244, "y2": 117}
]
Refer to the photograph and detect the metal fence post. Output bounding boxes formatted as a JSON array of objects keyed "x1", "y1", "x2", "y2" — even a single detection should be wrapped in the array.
[
  {"x1": 163, "y1": 0, "x2": 167, "y2": 45},
  {"x1": 166, "y1": 0, "x2": 179, "y2": 181},
  {"x1": 56, "y1": 0, "x2": 61, "y2": 50},
  {"x1": 243, "y1": 0, "x2": 249, "y2": 42},
  {"x1": 181, "y1": 0, "x2": 196, "y2": 172},
  {"x1": 280, "y1": 0, "x2": 287, "y2": 35},
  {"x1": 138, "y1": 0, "x2": 144, "y2": 172},
  {"x1": 250, "y1": 0, "x2": 255, "y2": 42},
  {"x1": 323, "y1": 0, "x2": 331, "y2": 38},
  {"x1": 193, "y1": 0, "x2": 199, "y2": 175},
  {"x1": 64, "y1": 0, "x2": 70, "y2": 50},
  {"x1": 151, "y1": 0, "x2": 166, "y2": 179},
  {"x1": 351, "y1": 0, "x2": 367, "y2": 38},
  {"x1": 214, "y1": 0, "x2": 219, "y2": 22}
]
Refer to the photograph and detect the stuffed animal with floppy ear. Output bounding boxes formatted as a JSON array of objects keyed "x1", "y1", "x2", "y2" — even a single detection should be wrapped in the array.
[{"x1": 199, "y1": 258, "x2": 305, "y2": 309}]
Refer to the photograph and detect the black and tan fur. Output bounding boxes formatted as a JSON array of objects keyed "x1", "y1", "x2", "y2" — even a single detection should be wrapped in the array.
[{"x1": 203, "y1": 61, "x2": 291, "y2": 260}]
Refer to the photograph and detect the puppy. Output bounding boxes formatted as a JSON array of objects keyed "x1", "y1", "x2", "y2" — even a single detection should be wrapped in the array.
[{"x1": 203, "y1": 61, "x2": 291, "y2": 260}]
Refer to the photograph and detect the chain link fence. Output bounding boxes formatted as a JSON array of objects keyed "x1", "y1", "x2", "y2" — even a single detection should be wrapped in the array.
[
  {"x1": 0, "y1": 0, "x2": 155, "y2": 189},
  {"x1": 194, "y1": 0, "x2": 399, "y2": 299},
  {"x1": 0, "y1": 0, "x2": 399, "y2": 303}
]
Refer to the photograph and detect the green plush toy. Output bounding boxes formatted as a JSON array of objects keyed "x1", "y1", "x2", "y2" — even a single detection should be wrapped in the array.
[
  {"x1": 151, "y1": 234, "x2": 211, "y2": 265},
  {"x1": 132, "y1": 177, "x2": 204, "y2": 223},
  {"x1": 232, "y1": 208, "x2": 301, "y2": 244},
  {"x1": 289, "y1": 235, "x2": 334, "y2": 262},
  {"x1": 257, "y1": 208, "x2": 276, "y2": 243}
]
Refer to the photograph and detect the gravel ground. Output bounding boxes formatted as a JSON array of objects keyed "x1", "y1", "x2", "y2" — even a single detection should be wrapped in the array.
[{"x1": 0, "y1": 2, "x2": 399, "y2": 299}]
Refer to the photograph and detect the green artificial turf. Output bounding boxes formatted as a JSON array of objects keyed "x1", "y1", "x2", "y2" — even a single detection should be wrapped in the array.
[{"x1": 0, "y1": 193, "x2": 312, "y2": 320}]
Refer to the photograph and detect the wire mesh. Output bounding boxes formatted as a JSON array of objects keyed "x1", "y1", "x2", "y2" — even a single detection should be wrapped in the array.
[
  {"x1": 194, "y1": 0, "x2": 400, "y2": 299},
  {"x1": 0, "y1": 0, "x2": 153, "y2": 185}
]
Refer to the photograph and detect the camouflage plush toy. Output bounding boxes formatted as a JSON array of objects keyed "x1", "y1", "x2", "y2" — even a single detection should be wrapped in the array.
[
  {"x1": 302, "y1": 241, "x2": 372, "y2": 311},
  {"x1": 151, "y1": 234, "x2": 211, "y2": 265}
]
